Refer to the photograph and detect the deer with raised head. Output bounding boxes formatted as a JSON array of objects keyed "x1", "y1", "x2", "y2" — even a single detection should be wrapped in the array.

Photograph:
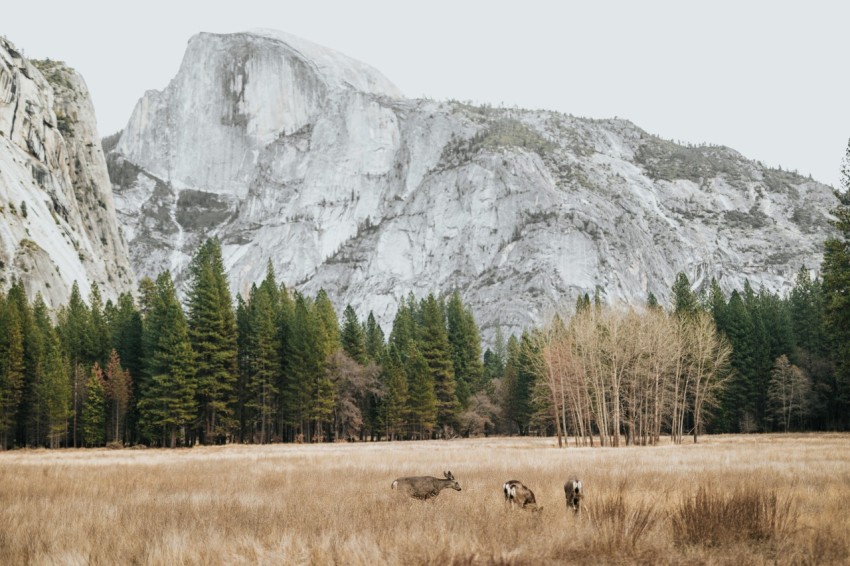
[
  {"x1": 564, "y1": 477, "x2": 583, "y2": 515},
  {"x1": 503, "y1": 480, "x2": 541, "y2": 512},
  {"x1": 391, "y1": 471, "x2": 462, "y2": 500}
]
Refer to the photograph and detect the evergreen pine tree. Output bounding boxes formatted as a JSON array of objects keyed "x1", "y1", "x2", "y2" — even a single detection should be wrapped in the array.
[
  {"x1": 512, "y1": 332, "x2": 539, "y2": 435},
  {"x1": 446, "y1": 292, "x2": 484, "y2": 407},
  {"x1": 82, "y1": 363, "x2": 107, "y2": 447},
  {"x1": 788, "y1": 267, "x2": 833, "y2": 428},
  {"x1": 708, "y1": 278, "x2": 727, "y2": 329},
  {"x1": 58, "y1": 281, "x2": 92, "y2": 446},
  {"x1": 25, "y1": 295, "x2": 55, "y2": 446},
  {"x1": 187, "y1": 238, "x2": 238, "y2": 444},
  {"x1": 501, "y1": 335, "x2": 522, "y2": 433},
  {"x1": 242, "y1": 272, "x2": 281, "y2": 444},
  {"x1": 820, "y1": 138, "x2": 850, "y2": 428},
  {"x1": 88, "y1": 283, "x2": 111, "y2": 365},
  {"x1": 235, "y1": 293, "x2": 251, "y2": 442},
  {"x1": 647, "y1": 291, "x2": 660, "y2": 310},
  {"x1": 483, "y1": 325, "x2": 507, "y2": 383},
  {"x1": 419, "y1": 294, "x2": 458, "y2": 432},
  {"x1": 0, "y1": 295, "x2": 25, "y2": 449},
  {"x1": 718, "y1": 290, "x2": 756, "y2": 432},
  {"x1": 404, "y1": 343, "x2": 437, "y2": 438},
  {"x1": 388, "y1": 300, "x2": 416, "y2": 362},
  {"x1": 137, "y1": 272, "x2": 197, "y2": 447},
  {"x1": 743, "y1": 282, "x2": 772, "y2": 427},
  {"x1": 364, "y1": 311, "x2": 386, "y2": 362},
  {"x1": 341, "y1": 305, "x2": 367, "y2": 364},
  {"x1": 285, "y1": 292, "x2": 317, "y2": 441},
  {"x1": 380, "y1": 346, "x2": 408, "y2": 439},
  {"x1": 311, "y1": 290, "x2": 339, "y2": 440},
  {"x1": 276, "y1": 284, "x2": 295, "y2": 438},
  {"x1": 672, "y1": 272, "x2": 699, "y2": 317},
  {"x1": 37, "y1": 328, "x2": 71, "y2": 448},
  {"x1": 575, "y1": 293, "x2": 591, "y2": 315}
]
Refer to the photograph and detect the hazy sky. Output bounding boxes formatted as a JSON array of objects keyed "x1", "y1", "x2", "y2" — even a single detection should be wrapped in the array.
[{"x1": 4, "y1": 1, "x2": 848, "y2": 186}]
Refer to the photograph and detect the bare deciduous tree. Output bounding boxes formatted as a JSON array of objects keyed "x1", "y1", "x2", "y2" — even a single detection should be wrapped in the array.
[
  {"x1": 768, "y1": 355, "x2": 812, "y2": 431},
  {"x1": 457, "y1": 391, "x2": 501, "y2": 437},
  {"x1": 325, "y1": 350, "x2": 381, "y2": 441},
  {"x1": 686, "y1": 311, "x2": 732, "y2": 443},
  {"x1": 537, "y1": 303, "x2": 730, "y2": 448}
]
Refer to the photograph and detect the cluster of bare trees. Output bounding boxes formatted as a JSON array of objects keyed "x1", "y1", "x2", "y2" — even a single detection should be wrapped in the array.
[{"x1": 535, "y1": 305, "x2": 731, "y2": 447}]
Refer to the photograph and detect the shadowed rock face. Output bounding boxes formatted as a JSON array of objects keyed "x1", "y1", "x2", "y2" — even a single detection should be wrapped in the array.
[
  {"x1": 109, "y1": 30, "x2": 835, "y2": 341},
  {"x1": 0, "y1": 38, "x2": 134, "y2": 306}
]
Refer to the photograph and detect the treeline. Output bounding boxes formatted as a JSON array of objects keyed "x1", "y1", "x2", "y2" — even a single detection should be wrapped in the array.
[
  {"x1": 0, "y1": 239, "x2": 494, "y2": 448},
  {"x1": 2, "y1": 143, "x2": 849, "y2": 448},
  {"x1": 0, "y1": 254, "x2": 848, "y2": 450},
  {"x1": 702, "y1": 270, "x2": 847, "y2": 432}
]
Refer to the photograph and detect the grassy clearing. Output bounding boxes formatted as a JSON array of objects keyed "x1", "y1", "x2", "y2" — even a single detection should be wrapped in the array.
[{"x1": 1, "y1": 434, "x2": 848, "y2": 564}]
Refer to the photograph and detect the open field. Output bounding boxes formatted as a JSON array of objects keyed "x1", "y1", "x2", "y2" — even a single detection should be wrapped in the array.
[{"x1": 1, "y1": 434, "x2": 849, "y2": 565}]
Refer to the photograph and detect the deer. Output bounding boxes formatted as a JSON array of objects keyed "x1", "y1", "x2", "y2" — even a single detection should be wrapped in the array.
[
  {"x1": 503, "y1": 480, "x2": 541, "y2": 512},
  {"x1": 564, "y1": 477, "x2": 583, "y2": 515},
  {"x1": 391, "y1": 471, "x2": 462, "y2": 500}
]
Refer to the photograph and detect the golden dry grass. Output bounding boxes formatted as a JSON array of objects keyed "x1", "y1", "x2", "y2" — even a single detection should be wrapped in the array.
[{"x1": 1, "y1": 434, "x2": 849, "y2": 565}]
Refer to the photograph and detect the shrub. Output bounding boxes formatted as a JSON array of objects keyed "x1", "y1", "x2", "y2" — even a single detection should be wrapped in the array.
[
  {"x1": 587, "y1": 487, "x2": 660, "y2": 553},
  {"x1": 671, "y1": 485, "x2": 797, "y2": 547}
]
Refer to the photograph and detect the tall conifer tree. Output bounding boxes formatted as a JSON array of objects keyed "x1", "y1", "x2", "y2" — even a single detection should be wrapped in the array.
[
  {"x1": 88, "y1": 283, "x2": 111, "y2": 365},
  {"x1": 446, "y1": 292, "x2": 484, "y2": 406},
  {"x1": 58, "y1": 282, "x2": 92, "y2": 446},
  {"x1": 380, "y1": 346, "x2": 408, "y2": 439},
  {"x1": 341, "y1": 305, "x2": 367, "y2": 364},
  {"x1": 82, "y1": 363, "x2": 106, "y2": 447},
  {"x1": 42, "y1": 332, "x2": 71, "y2": 448},
  {"x1": 405, "y1": 343, "x2": 437, "y2": 438},
  {"x1": 364, "y1": 311, "x2": 386, "y2": 362},
  {"x1": 311, "y1": 290, "x2": 339, "y2": 439},
  {"x1": 187, "y1": 239, "x2": 238, "y2": 443},
  {"x1": 138, "y1": 272, "x2": 197, "y2": 447},
  {"x1": 244, "y1": 280, "x2": 280, "y2": 443},
  {"x1": 419, "y1": 294, "x2": 458, "y2": 432},
  {"x1": 821, "y1": 138, "x2": 850, "y2": 428},
  {"x1": 0, "y1": 295, "x2": 25, "y2": 449}
]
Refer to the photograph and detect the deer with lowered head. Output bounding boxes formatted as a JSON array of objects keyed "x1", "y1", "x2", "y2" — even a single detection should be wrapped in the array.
[
  {"x1": 503, "y1": 480, "x2": 541, "y2": 512},
  {"x1": 564, "y1": 477, "x2": 583, "y2": 515},
  {"x1": 391, "y1": 471, "x2": 462, "y2": 500}
]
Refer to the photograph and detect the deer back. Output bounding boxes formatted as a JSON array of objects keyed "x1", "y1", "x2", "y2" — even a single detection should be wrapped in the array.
[{"x1": 393, "y1": 471, "x2": 461, "y2": 500}]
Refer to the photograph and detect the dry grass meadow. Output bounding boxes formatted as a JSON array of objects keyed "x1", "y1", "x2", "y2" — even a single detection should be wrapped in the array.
[{"x1": 1, "y1": 434, "x2": 849, "y2": 565}]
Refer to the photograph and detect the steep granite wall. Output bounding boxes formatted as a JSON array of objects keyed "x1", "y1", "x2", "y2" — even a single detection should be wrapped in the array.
[
  {"x1": 110, "y1": 30, "x2": 835, "y2": 339},
  {"x1": 0, "y1": 37, "x2": 134, "y2": 306}
]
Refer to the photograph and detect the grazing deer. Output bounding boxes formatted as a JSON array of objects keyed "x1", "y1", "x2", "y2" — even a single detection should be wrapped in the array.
[
  {"x1": 503, "y1": 480, "x2": 541, "y2": 512},
  {"x1": 564, "y1": 477, "x2": 583, "y2": 515},
  {"x1": 391, "y1": 471, "x2": 462, "y2": 500}
]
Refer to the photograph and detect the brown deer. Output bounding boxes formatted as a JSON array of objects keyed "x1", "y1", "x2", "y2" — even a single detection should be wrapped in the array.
[
  {"x1": 391, "y1": 471, "x2": 462, "y2": 500},
  {"x1": 503, "y1": 480, "x2": 541, "y2": 512},
  {"x1": 564, "y1": 477, "x2": 583, "y2": 515}
]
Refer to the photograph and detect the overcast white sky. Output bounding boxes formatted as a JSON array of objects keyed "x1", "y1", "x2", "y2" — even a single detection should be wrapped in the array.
[{"x1": 4, "y1": 0, "x2": 848, "y2": 186}]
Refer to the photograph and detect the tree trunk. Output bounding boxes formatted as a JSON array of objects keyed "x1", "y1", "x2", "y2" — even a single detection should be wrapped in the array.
[{"x1": 611, "y1": 378, "x2": 621, "y2": 447}]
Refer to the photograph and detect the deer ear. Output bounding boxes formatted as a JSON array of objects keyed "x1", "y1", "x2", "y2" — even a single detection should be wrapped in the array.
[{"x1": 444, "y1": 471, "x2": 454, "y2": 480}]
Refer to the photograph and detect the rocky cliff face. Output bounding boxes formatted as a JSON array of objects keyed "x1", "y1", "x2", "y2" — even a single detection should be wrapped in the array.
[
  {"x1": 109, "y1": 30, "x2": 835, "y2": 339},
  {"x1": 0, "y1": 37, "x2": 134, "y2": 306}
]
